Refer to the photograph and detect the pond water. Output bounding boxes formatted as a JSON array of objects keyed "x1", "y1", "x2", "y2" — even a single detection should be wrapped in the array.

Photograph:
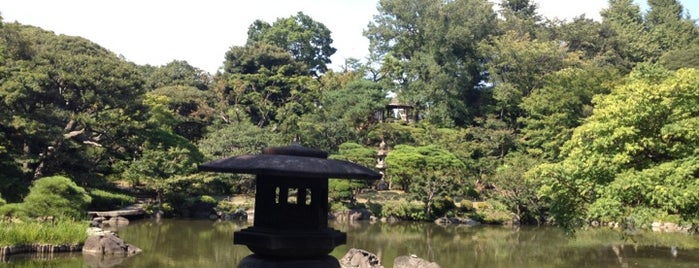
[{"x1": 3, "y1": 219, "x2": 699, "y2": 267}]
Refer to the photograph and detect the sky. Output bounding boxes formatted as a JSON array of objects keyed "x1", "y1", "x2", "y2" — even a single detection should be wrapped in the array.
[{"x1": 2, "y1": 0, "x2": 698, "y2": 74}]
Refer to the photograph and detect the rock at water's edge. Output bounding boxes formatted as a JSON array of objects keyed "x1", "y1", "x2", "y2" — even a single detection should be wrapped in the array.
[
  {"x1": 340, "y1": 248, "x2": 384, "y2": 268},
  {"x1": 393, "y1": 255, "x2": 441, "y2": 268},
  {"x1": 82, "y1": 233, "x2": 141, "y2": 256}
]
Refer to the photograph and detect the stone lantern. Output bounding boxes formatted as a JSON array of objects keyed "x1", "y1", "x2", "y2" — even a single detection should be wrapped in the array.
[
  {"x1": 374, "y1": 140, "x2": 389, "y2": 190},
  {"x1": 198, "y1": 144, "x2": 381, "y2": 267}
]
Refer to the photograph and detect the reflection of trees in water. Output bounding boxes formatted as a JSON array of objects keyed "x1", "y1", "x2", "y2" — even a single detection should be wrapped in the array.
[
  {"x1": 334, "y1": 222, "x2": 699, "y2": 268},
  {"x1": 11, "y1": 220, "x2": 699, "y2": 267},
  {"x1": 117, "y1": 219, "x2": 251, "y2": 267}
]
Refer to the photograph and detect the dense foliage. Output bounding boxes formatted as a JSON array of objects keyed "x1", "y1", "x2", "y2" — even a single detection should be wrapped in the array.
[
  {"x1": 22, "y1": 176, "x2": 92, "y2": 219},
  {"x1": 0, "y1": 0, "x2": 698, "y2": 230}
]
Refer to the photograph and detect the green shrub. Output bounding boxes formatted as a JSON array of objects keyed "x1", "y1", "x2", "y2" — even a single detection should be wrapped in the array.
[
  {"x1": 459, "y1": 200, "x2": 474, "y2": 212},
  {"x1": 475, "y1": 200, "x2": 512, "y2": 224},
  {"x1": 23, "y1": 176, "x2": 92, "y2": 219},
  {"x1": 190, "y1": 195, "x2": 217, "y2": 217},
  {"x1": 199, "y1": 195, "x2": 216, "y2": 204},
  {"x1": 0, "y1": 194, "x2": 5, "y2": 206},
  {"x1": 366, "y1": 201, "x2": 383, "y2": 217},
  {"x1": 431, "y1": 196, "x2": 456, "y2": 217},
  {"x1": 587, "y1": 197, "x2": 624, "y2": 224},
  {"x1": 329, "y1": 179, "x2": 363, "y2": 204},
  {"x1": 215, "y1": 198, "x2": 253, "y2": 215},
  {"x1": 88, "y1": 189, "x2": 136, "y2": 210},
  {"x1": 0, "y1": 203, "x2": 27, "y2": 219},
  {"x1": 381, "y1": 201, "x2": 425, "y2": 221}
]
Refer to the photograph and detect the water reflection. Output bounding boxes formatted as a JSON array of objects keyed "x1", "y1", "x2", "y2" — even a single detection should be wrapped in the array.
[{"x1": 3, "y1": 219, "x2": 699, "y2": 267}]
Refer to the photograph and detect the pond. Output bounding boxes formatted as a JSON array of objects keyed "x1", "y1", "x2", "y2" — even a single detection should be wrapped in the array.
[{"x1": 3, "y1": 219, "x2": 699, "y2": 267}]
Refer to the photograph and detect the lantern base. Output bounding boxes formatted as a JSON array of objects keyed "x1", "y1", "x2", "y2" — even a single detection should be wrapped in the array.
[
  {"x1": 234, "y1": 227, "x2": 346, "y2": 258},
  {"x1": 237, "y1": 254, "x2": 340, "y2": 268}
]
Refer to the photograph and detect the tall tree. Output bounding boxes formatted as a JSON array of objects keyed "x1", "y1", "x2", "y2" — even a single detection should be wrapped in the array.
[
  {"x1": 222, "y1": 42, "x2": 318, "y2": 129},
  {"x1": 520, "y1": 65, "x2": 620, "y2": 161},
  {"x1": 600, "y1": 0, "x2": 658, "y2": 69},
  {"x1": 482, "y1": 31, "x2": 575, "y2": 128},
  {"x1": 247, "y1": 12, "x2": 336, "y2": 75},
  {"x1": 365, "y1": 0, "x2": 497, "y2": 127},
  {"x1": 498, "y1": 0, "x2": 543, "y2": 37},
  {"x1": 646, "y1": 0, "x2": 699, "y2": 54}
]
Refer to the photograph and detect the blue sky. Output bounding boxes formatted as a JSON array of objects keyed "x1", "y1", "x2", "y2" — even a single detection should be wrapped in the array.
[{"x1": 2, "y1": 0, "x2": 697, "y2": 74}]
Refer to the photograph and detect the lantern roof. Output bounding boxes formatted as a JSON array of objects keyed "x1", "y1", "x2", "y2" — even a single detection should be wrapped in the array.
[{"x1": 198, "y1": 144, "x2": 381, "y2": 180}]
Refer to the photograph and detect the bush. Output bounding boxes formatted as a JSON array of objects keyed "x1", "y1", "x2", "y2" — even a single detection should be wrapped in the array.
[
  {"x1": 431, "y1": 196, "x2": 456, "y2": 217},
  {"x1": 366, "y1": 201, "x2": 383, "y2": 217},
  {"x1": 0, "y1": 203, "x2": 27, "y2": 219},
  {"x1": 459, "y1": 200, "x2": 474, "y2": 212},
  {"x1": 88, "y1": 189, "x2": 136, "y2": 210},
  {"x1": 23, "y1": 176, "x2": 92, "y2": 219},
  {"x1": 0, "y1": 194, "x2": 5, "y2": 206},
  {"x1": 381, "y1": 201, "x2": 425, "y2": 221},
  {"x1": 474, "y1": 200, "x2": 512, "y2": 224}
]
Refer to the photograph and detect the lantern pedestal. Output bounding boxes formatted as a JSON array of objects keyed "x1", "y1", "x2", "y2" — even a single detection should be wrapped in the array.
[
  {"x1": 237, "y1": 254, "x2": 340, "y2": 268},
  {"x1": 234, "y1": 227, "x2": 345, "y2": 258}
]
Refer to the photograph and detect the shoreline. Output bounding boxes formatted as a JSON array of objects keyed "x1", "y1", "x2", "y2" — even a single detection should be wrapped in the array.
[{"x1": 0, "y1": 243, "x2": 83, "y2": 258}]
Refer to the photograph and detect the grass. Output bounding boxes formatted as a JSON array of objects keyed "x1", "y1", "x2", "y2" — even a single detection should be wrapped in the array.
[{"x1": 0, "y1": 219, "x2": 88, "y2": 247}]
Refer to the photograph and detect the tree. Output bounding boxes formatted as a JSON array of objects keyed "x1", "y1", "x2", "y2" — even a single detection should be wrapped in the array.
[
  {"x1": 222, "y1": 42, "x2": 318, "y2": 129},
  {"x1": 322, "y1": 80, "x2": 388, "y2": 136},
  {"x1": 0, "y1": 134, "x2": 26, "y2": 202},
  {"x1": 385, "y1": 144, "x2": 465, "y2": 219},
  {"x1": 0, "y1": 23, "x2": 148, "y2": 186},
  {"x1": 482, "y1": 30, "x2": 576, "y2": 128},
  {"x1": 147, "y1": 85, "x2": 216, "y2": 141},
  {"x1": 197, "y1": 120, "x2": 283, "y2": 160},
  {"x1": 365, "y1": 0, "x2": 498, "y2": 127},
  {"x1": 489, "y1": 152, "x2": 544, "y2": 224},
  {"x1": 546, "y1": 16, "x2": 617, "y2": 65},
  {"x1": 600, "y1": 0, "x2": 658, "y2": 69},
  {"x1": 497, "y1": 0, "x2": 543, "y2": 38},
  {"x1": 659, "y1": 44, "x2": 699, "y2": 70},
  {"x1": 646, "y1": 0, "x2": 699, "y2": 53},
  {"x1": 247, "y1": 12, "x2": 336, "y2": 75},
  {"x1": 143, "y1": 60, "x2": 212, "y2": 91},
  {"x1": 22, "y1": 176, "x2": 92, "y2": 219},
  {"x1": 520, "y1": 65, "x2": 620, "y2": 161},
  {"x1": 531, "y1": 65, "x2": 699, "y2": 230},
  {"x1": 329, "y1": 143, "x2": 378, "y2": 204},
  {"x1": 119, "y1": 137, "x2": 203, "y2": 209}
]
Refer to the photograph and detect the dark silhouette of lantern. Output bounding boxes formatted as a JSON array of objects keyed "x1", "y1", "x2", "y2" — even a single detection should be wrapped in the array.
[{"x1": 198, "y1": 144, "x2": 381, "y2": 266}]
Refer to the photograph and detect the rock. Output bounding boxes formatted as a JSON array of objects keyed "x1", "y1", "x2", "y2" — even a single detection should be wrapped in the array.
[
  {"x1": 82, "y1": 233, "x2": 141, "y2": 256},
  {"x1": 434, "y1": 216, "x2": 480, "y2": 226},
  {"x1": 334, "y1": 208, "x2": 372, "y2": 222},
  {"x1": 375, "y1": 180, "x2": 389, "y2": 191},
  {"x1": 385, "y1": 216, "x2": 399, "y2": 224},
  {"x1": 339, "y1": 248, "x2": 383, "y2": 268},
  {"x1": 393, "y1": 255, "x2": 440, "y2": 268},
  {"x1": 102, "y1": 216, "x2": 129, "y2": 227}
]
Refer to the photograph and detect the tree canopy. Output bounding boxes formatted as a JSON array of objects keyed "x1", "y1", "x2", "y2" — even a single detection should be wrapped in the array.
[{"x1": 1, "y1": 1, "x2": 698, "y2": 227}]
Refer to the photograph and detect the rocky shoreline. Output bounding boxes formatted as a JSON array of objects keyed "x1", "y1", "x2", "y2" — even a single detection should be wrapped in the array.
[{"x1": 0, "y1": 227, "x2": 140, "y2": 260}]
